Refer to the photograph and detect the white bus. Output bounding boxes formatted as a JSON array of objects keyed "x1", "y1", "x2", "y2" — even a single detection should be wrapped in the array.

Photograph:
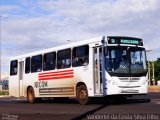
[{"x1": 9, "y1": 36, "x2": 148, "y2": 105}]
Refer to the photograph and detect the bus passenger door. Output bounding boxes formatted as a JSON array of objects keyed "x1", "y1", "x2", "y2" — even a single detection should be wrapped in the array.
[
  {"x1": 93, "y1": 47, "x2": 103, "y2": 95},
  {"x1": 19, "y1": 61, "x2": 24, "y2": 97}
]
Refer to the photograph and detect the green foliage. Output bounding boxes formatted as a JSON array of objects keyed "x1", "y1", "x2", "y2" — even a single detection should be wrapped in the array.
[
  {"x1": 0, "y1": 91, "x2": 9, "y2": 95},
  {"x1": 154, "y1": 58, "x2": 160, "y2": 81}
]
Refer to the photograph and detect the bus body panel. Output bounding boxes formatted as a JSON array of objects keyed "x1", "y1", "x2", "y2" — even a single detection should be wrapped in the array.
[
  {"x1": 9, "y1": 75, "x2": 19, "y2": 97},
  {"x1": 9, "y1": 58, "x2": 25, "y2": 97},
  {"x1": 106, "y1": 75, "x2": 148, "y2": 95},
  {"x1": 9, "y1": 36, "x2": 148, "y2": 102}
]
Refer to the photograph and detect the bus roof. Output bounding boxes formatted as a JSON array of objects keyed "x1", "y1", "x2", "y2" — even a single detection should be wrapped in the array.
[{"x1": 10, "y1": 36, "x2": 144, "y2": 60}]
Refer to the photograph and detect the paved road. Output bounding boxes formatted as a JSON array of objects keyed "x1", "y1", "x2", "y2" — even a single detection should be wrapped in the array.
[{"x1": 0, "y1": 93, "x2": 159, "y2": 120}]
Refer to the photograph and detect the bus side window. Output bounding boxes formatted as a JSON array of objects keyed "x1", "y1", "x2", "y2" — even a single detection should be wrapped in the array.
[
  {"x1": 25, "y1": 57, "x2": 30, "y2": 74},
  {"x1": 10, "y1": 60, "x2": 18, "y2": 75},
  {"x1": 72, "y1": 45, "x2": 89, "y2": 67},
  {"x1": 43, "y1": 52, "x2": 56, "y2": 71},
  {"x1": 57, "y1": 49, "x2": 71, "y2": 69},
  {"x1": 31, "y1": 55, "x2": 42, "y2": 73}
]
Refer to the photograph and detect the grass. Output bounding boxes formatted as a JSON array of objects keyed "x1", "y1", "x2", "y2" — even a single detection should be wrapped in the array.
[{"x1": 0, "y1": 91, "x2": 9, "y2": 96}]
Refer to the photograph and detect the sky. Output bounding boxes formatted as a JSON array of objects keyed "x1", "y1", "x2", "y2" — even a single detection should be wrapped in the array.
[{"x1": 0, "y1": 0, "x2": 160, "y2": 73}]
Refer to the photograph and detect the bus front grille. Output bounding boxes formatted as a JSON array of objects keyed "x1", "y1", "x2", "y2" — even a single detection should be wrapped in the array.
[
  {"x1": 119, "y1": 77, "x2": 140, "y2": 82},
  {"x1": 121, "y1": 89, "x2": 139, "y2": 93}
]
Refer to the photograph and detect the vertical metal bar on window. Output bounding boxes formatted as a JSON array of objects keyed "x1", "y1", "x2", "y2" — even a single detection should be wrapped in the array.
[{"x1": 97, "y1": 47, "x2": 101, "y2": 95}]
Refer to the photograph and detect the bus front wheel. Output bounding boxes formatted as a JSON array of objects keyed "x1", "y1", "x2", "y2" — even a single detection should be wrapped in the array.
[
  {"x1": 27, "y1": 87, "x2": 35, "y2": 104},
  {"x1": 76, "y1": 85, "x2": 89, "y2": 105}
]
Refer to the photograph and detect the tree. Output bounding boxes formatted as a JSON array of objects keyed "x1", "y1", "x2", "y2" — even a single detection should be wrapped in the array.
[{"x1": 154, "y1": 58, "x2": 160, "y2": 81}]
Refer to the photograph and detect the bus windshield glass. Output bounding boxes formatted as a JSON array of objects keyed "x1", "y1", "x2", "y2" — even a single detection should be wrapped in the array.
[{"x1": 105, "y1": 46, "x2": 147, "y2": 77}]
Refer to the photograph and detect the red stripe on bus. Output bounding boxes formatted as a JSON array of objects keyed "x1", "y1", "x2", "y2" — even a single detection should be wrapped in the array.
[
  {"x1": 39, "y1": 75, "x2": 74, "y2": 80},
  {"x1": 39, "y1": 69, "x2": 73, "y2": 75},
  {"x1": 39, "y1": 72, "x2": 73, "y2": 78}
]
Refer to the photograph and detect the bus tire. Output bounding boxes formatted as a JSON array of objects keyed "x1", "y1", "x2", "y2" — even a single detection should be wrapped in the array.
[
  {"x1": 27, "y1": 87, "x2": 35, "y2": 104},
  {"x1": 76, "y1": 85, "x2": 89, "y2": 105}
]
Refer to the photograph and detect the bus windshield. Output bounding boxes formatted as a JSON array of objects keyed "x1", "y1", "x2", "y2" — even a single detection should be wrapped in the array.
[{"x1": 105, "y1": 46, "x2": 147, "y2": 77}]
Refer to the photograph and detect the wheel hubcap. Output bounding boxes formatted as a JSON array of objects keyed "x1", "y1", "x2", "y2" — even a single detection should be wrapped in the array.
[
  {"x1": 80, "y1": 89, "x2": 87, "y2": 100},
  {"x1": 28, "y1": 90, "x2": 33, "y2": 101}
]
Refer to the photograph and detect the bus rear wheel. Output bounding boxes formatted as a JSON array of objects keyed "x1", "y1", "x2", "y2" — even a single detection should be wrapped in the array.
[
  {"x1": 27, "y1": 87, "x2": 35, "y2": 104},
  {"x1": 76, "y1": 85, "x2": 89, "y2": 105}
]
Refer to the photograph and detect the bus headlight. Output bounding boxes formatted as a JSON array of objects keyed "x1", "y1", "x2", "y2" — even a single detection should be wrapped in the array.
[
  {"x1": 112, "y1": 81, "x2": 115, "y2": 85},
  {"x1": 108, "y1": 80, "x2": 115, "y2": 85},
  {"x1": 143, "y1": 80, "x2": 148, "y2": 85},
  {"x1": 108, "y1": 80, "x2": 111, "y2": 84}
]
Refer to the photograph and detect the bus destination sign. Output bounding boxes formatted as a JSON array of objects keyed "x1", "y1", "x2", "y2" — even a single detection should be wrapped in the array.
[
  {"x1": 120, "y1": 39, "x2": 139, "y2": 45},
  {"x1": 108, "y1": 37, "x2": 143, "y2": 46}
]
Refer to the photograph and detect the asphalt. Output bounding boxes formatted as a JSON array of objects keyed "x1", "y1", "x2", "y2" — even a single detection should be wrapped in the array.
[{"x1": 0, "y1": 93, "x2": 159, "y2": 120}]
